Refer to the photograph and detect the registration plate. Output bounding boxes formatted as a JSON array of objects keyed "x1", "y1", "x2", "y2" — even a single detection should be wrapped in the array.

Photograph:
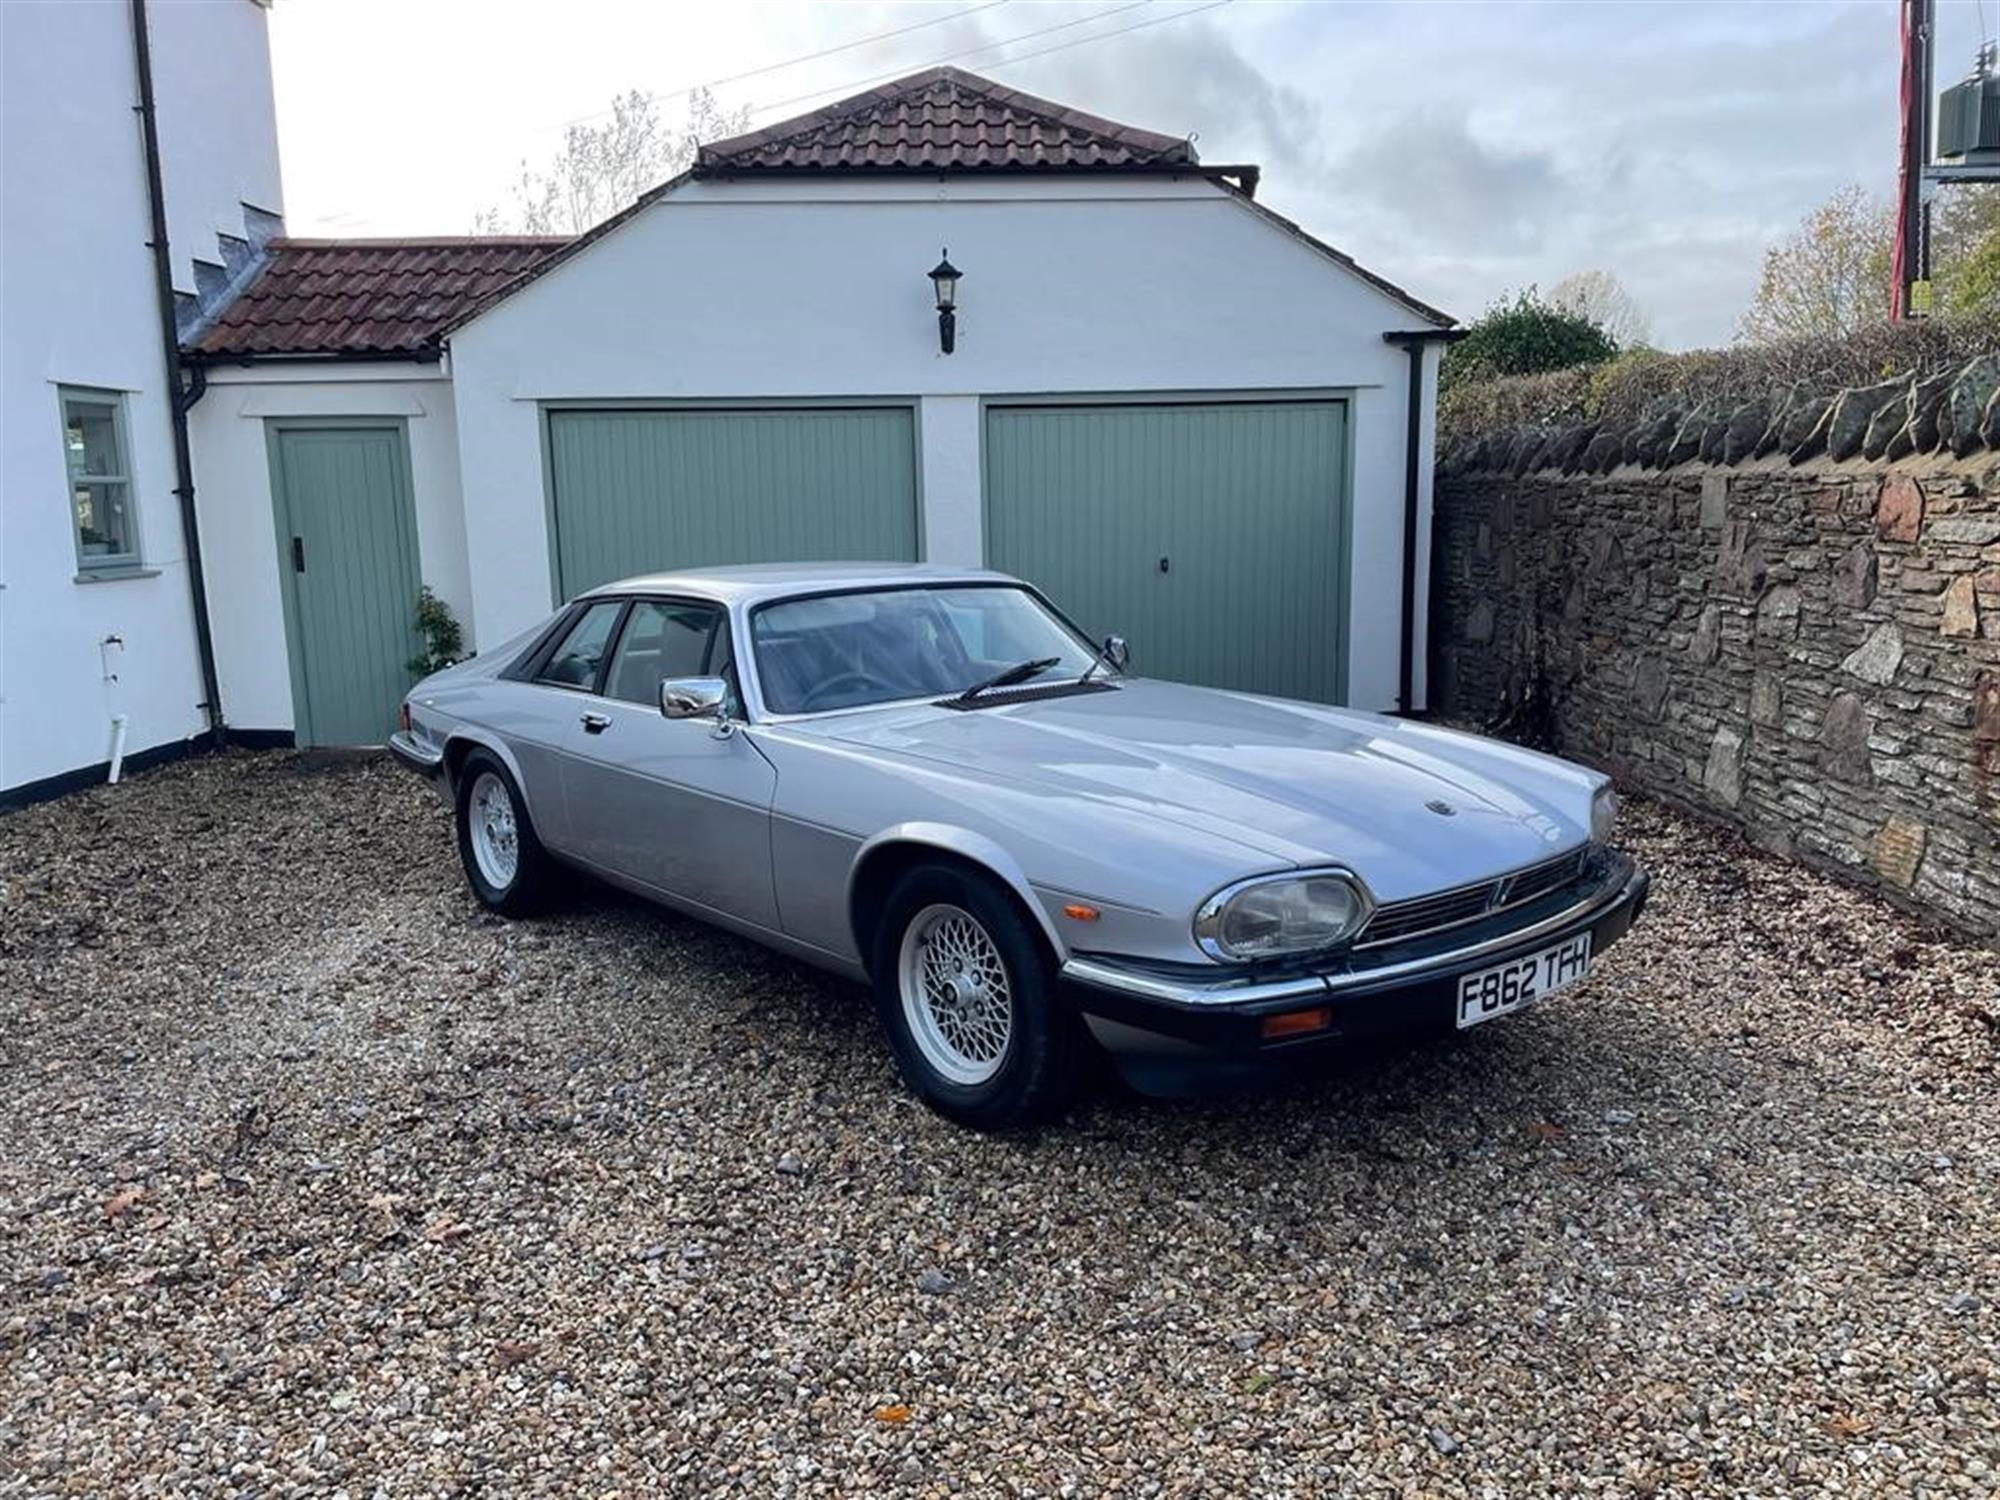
[{"x1": 1455, "y1": 933, "x2": 1592, "y2": 1029}]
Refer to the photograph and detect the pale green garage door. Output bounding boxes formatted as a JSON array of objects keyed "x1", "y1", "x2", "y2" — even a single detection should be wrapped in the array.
[
  {"x1": 547, "y1": 407, "x2": 919, "y2": 598},
  {"x1": 985, "y1": 401, "x2": 1350, "y2": 704}
]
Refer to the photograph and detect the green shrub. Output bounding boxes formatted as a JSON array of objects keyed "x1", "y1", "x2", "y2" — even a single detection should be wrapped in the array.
[
  {"x1": 407, "y1": 586, "x2": 465, "y2": 677},
  {"x1": 1442, "y1": 289, "x2": 1619, "y2": 391}
]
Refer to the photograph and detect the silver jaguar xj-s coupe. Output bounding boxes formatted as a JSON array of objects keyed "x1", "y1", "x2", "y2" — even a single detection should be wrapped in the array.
[{"x1": 390, "y1": 563, "x2": 1648, "y2": 1129}]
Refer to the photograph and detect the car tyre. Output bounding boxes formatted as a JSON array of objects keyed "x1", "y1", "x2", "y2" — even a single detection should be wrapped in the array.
[
  {"x1": 871, "y1": 862, "x2": 1087, "y2": 1130},
  {"x1": 453, "y1": 749, "x2": 557, "y2": 916}
]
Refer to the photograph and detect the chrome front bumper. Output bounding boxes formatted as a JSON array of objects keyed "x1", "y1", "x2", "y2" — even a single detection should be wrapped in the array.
[
  {"x1": 1062, "y1": 851, "x2": 1649, "y2": 1013},
  {"x1": 387, "y1": 730, "x2": 444, "y2": 779},
  {"x1": 1060, "y1": 851, "x2": 1649, "y2": 1094}
]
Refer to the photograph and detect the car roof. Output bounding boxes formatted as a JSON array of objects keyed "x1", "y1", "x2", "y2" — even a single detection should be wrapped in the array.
[{"x1": 581, "y1": 561, "x2": 1021, "y2": 606}]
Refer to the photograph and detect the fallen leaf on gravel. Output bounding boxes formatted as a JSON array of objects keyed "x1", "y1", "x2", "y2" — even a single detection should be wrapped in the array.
[
  {"x1": 873, "y1": 1404, "x2": 912, "y2": 1424},
  {"x1": 193, "y1": 1171, "x2": 220, "y2": 1190},
  {"x1": 1527, "y1": 1122, "x2": 1563, "y2": 1141},
  {"x1": 102, "y1": 1186, "x2": 146, "y2": 1220},
  {"x1": 1826, "y1": 1413, "x2": 1871, "y2": 1437},
  {"x1": 423, "y1": 1215, "x2": 472, "y2": 1244},
  {"x1": 492, "y1": 1340, "x2": 540, "y2": 1370}
]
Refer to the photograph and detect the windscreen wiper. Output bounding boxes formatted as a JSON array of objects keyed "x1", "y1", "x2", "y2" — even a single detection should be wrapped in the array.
[{"x1": 954, "y1": 656, "x2": 1060, "y2": 705}]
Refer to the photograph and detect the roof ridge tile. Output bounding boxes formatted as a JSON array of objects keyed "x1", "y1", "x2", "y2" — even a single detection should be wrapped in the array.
[{"x1": 694, "y1": 64, "x2": 1194, "y2": 177}]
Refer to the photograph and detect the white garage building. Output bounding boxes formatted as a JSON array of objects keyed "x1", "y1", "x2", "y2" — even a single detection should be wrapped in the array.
[{"x1": 187, "y1": 67, "x2": 1454, "y2": 752}]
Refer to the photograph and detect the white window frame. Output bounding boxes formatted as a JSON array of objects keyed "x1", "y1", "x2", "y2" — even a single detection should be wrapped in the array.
[{"x1": 58, "y1": 385, "x2": 142, "y2": 574}]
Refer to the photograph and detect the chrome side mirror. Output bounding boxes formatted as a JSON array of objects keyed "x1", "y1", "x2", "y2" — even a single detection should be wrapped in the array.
[
  {"x1": 1103, "y1": 635, "x2": 1130, "y2": 673},
  {"x1": 660, "y1": 676, "x2": 734, "y2": 736}
]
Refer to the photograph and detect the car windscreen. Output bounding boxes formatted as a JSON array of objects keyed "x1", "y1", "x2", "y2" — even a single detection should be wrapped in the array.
[{"x1": 751, "y1": 585, "x2": 1098, "y2": 714}]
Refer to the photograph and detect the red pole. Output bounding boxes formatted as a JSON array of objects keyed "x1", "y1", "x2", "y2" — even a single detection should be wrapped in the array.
[
  {"x1": 1895, "y1": 0, "x2": 1936, "y2": 321},
  {"x1": 1895, "y1": 0, "x2": 1914, "y2": 318}
]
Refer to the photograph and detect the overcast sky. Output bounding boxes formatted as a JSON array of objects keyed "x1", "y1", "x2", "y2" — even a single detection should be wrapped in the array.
[{"x1": 269, "y1": 0, "x2": 1995, "y2": 350}]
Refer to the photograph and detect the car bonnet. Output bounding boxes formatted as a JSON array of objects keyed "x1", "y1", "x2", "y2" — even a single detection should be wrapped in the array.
[{"x1": 789, "y1": 679, "x2": 1593, "y2": 902}]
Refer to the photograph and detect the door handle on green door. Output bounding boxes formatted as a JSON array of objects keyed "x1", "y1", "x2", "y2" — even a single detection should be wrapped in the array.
[
  {"x1": 581, "y1": 712, "x2": 611, "y2": 734},
  {"x1": 291, "y1": 536, "x2": 306, "y2": 573},
  {"x1": 1158, "y1": 555, "x2": 1170, "y2": 573}
]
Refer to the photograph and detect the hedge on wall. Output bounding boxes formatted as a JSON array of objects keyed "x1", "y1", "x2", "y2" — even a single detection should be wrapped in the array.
[{"x1": 1439, "y1": 315, "x2": 2000, "y2": 473}]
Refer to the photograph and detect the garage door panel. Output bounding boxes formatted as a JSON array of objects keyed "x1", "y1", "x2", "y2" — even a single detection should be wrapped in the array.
[
  {"x1": 986, "y1": 401, "x2": 1346, "y2": 704},
  {"x1": 548, "y1": 408, "x2": 918, "y2": 598}
]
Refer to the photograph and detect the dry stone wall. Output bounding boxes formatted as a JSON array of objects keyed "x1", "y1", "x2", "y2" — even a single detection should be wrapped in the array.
[{"x1": 1432, "y1": 456, "x2": 2000, "y2": 939}]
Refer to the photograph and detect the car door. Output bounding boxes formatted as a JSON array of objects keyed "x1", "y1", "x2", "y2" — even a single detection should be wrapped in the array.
[
  {"x1": 490, "y1": 596, "x2": 630, "y2": 855},
  {"x1": 557, "y1": 596, "x2": 780, "y2": 927}
]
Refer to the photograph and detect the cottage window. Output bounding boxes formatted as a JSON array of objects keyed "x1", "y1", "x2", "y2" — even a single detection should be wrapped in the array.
[{"x1": 60, "y1": 387, "x2": 139, "y2": 572}]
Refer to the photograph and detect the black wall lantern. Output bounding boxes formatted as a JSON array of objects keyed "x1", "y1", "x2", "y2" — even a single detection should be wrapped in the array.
[{"x1": 928, "y1": 249, "x2": 961, "y2": 355}]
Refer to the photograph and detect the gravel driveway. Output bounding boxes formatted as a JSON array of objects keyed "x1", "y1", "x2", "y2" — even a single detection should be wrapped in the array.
[{"x1": 1, "y1": 752, "x2": 1994, "y2": 1497}]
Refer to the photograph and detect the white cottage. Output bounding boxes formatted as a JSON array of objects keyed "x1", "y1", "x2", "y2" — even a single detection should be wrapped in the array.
[
  {"x1": 185, "y1": 69, "x2": 1456, "y2": 755},
  {"x1": 1, "y1": 0, "x2": 283, "y2": 802}
]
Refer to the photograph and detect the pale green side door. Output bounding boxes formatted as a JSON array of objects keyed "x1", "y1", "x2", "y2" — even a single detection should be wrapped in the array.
[
  {"x1": 267, "y1": 423, "x2": 423, "y2": 746},
  {"x1": 985, "y1": 400, "x2": 1350, "y2": 704},
  {"x1": 546, "y1": 407, "x2": 919, "y2": 598}
]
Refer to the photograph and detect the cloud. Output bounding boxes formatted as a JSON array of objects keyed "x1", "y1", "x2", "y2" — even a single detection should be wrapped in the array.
[
  {"x1": 274, "y1": 0, "x2": 1974, "y2": 350},
  {"x1": 1025, "y1": 22, "x2": 1324, "y2": 181},
  {"x1": 1328, "y1": 113, "x2": 1572, "y2": 256}
]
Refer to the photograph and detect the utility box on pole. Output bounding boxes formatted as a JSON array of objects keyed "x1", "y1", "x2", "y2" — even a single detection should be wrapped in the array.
[
  {"x1": 1899, "y1": 11, "x2": 2000, "y2": 321},
  {"x1": 1937, "y1": 46, "x2": 2000, "y2": 162}
]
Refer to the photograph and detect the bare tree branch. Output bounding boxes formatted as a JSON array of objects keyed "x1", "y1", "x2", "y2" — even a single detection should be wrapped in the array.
[
  {"x1": 474, "y1": 89, "x2": 750, "y2": 236},
  {"x1": 1548, "y1": 270, "x2": 1653, "y2": 349},
  {"x1": 1737, "y1": 185, "x2": 1893, "y2": 344}
]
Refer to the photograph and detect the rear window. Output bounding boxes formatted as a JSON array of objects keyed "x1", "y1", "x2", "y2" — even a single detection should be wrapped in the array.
[{"x1": 536, "y1": 600, "x2": 623, "y2": 690}]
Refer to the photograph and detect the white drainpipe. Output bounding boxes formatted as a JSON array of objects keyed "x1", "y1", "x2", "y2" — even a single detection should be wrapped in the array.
[
  {"x1": 102, "y1": 634, "x2": 127, "y2": 784},
  {"x1": 108, "y1": 714, "x2": 130, "y2": 785}
]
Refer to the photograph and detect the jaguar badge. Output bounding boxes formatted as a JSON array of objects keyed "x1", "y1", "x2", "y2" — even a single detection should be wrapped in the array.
[{"x1": 1425, "y1": 799, "x2": 1457, "y2": 817}]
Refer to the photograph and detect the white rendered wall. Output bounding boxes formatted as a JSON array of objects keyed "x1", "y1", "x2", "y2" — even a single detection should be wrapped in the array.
[
  {"x1": 917, "y1": 395, "x2": 983, "y2": 567},
  {"x1": 0, "y1": 0, "x2": 282, "y2": 792},
  {"x1": 189, "y1": 366, "x2": 470, "y2": 734},
  {"x1": 148, "y1": 2, "x2": 283, "y2": 292},
  {"x1": 1409, "y1": 339, "x2": 1443, "y2": 710},
  {"x1": 448, "y1": 176, "x2": 1441, "y2": 711}
]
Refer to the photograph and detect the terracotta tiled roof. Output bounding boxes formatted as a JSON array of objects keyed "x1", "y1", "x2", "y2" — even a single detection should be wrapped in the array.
[
  {"x1": 694, "y1": 66, "x2": 1196, "y2": 176},
  {"x1": 214, "y1": 73, "x2": 1448, "y2": 352},
  {"x1": 190, "y1": 237, "x2": 571, "y2": 358}
]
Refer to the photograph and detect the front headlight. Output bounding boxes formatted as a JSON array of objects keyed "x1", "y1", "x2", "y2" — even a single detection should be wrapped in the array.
[
  {"x1": 1591, "y1": 785, "x2": 1619, "y2": 844},
  {"x1": 1194, "y1": 870, "x2": 1375, "y2": 962}
]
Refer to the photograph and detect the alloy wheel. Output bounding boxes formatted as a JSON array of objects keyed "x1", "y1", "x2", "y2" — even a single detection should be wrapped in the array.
[
  {"x1": 897, "y1": 903, "x2": 1014, "y2": 1085},
  {"x1": 468, "y1": 771, "x2": 519, "y2": 890}
]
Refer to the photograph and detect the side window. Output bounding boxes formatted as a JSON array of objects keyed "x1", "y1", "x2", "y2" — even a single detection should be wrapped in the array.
[
  {"x1": 605, "y1": 600, "x2": 729, "y2": 707},
  {"x1": 536, "y1": 600, "x2": 624, "y2": 690}
]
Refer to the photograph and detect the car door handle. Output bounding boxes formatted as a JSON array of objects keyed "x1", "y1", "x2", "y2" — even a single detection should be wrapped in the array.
[{"x1": 580, "y1": 711, "x2": 612, "y2": 734}]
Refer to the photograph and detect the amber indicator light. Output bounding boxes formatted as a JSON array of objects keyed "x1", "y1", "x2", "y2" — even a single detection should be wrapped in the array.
[{"x1": 1261, "y1": 1007, "x2": 1332, "y2": 1041}]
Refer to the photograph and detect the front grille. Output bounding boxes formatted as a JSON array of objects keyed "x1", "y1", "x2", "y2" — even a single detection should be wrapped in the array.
[
  {"x1": 1356, "y1": 847, "x2": 1590, "y2": 949},
  {"x1": 1357, "y1": 885, "x2": 1494, "y2": 946},
  {"x1": 1504, "y1": 848, "x2": 1588, "y2": 905}
]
